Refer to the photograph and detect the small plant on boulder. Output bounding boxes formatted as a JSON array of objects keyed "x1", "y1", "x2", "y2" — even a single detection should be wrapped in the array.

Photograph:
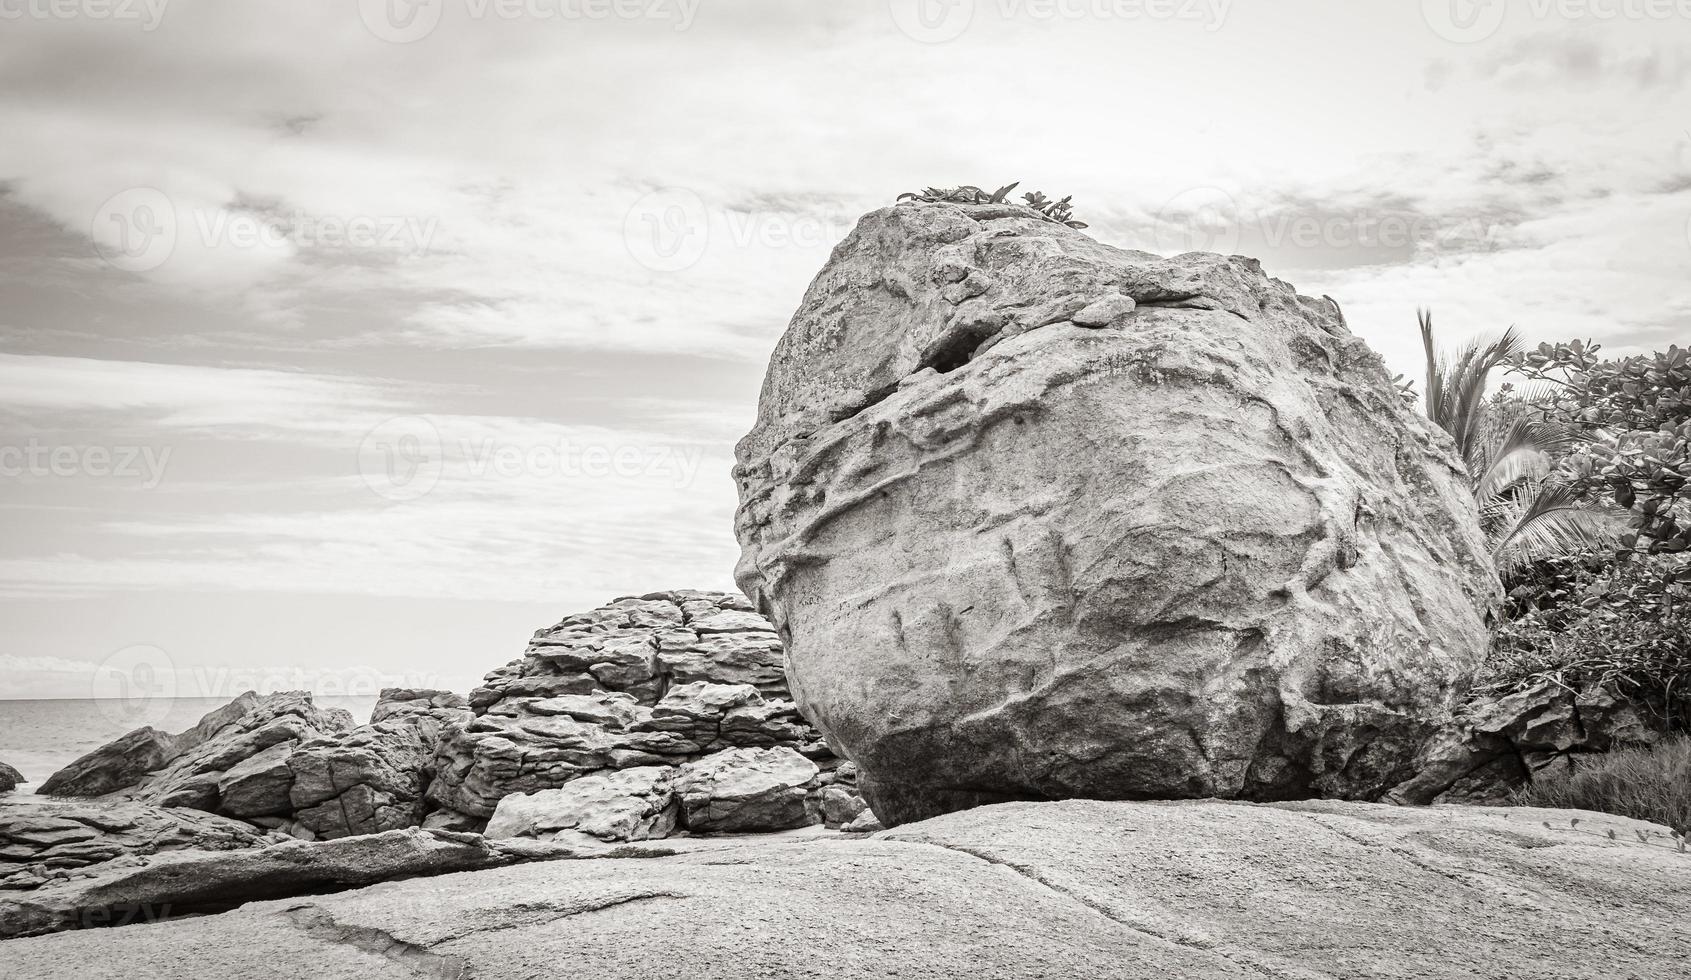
[{"x1": 897, "y1": 182, "x2": 1089, "y2": 229}]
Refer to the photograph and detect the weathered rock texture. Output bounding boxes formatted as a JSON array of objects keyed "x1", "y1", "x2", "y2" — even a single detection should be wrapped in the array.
[
  {"x1": 5, "y1": 800, "x2": 1685, "y2": 978},
  {"x1": 0, "y1": 826, "x2": 575, "y2": 940},
  {"x1": 484, "y1": 746, "x2": 823, "y2": 845},
  {"x1": 36, "y1": 694, "x2": 267, "y2": 799},
  {"x1": 1387, "y1": 680, "x2": 1666, "y2": 805},
  {"x1": 734, "y1": 201, "x2": 1501, "y2": 825},
  {"x1": 0, "y1": 764, "x2": 21, "y2": 794},
  {"x1": 37, "y1": 689, "x2": 470, "y2": 842},
  {"x1": 0, "y1": 799, "x2": 278, "y2": 893},
  {"x1": 428, "y1": 591, "x2": 862, "y2": 832}
]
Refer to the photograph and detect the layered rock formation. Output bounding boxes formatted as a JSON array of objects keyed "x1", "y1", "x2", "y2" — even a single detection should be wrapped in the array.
[
  {"x1": 6, "y1": 800, "x2": 1685, "y2": 978},
  {"x1": 1387, "y1": 680, "x2": 1666, "y2": 804},
  {"x1": 734, "y1": 201, "x2": 1501, "y2": 825},
  {"x1": 36, "y1": 693, "x2": 274, "y2": 799},
  {"x1": 37, "y1": 689, "x2": 469, "y2": 841},
  {"x1": 0, "y1": 799, "x2": 278, "y2": 894},
  {"x1": 0, "y1": 826, "x2": 578, "y2": 940},
  {"x1": 34, "y1": 594, "x2": 868, "y2": 847},
  {"x1": 39, "y1": 691, "x2": 356, "y2": 807},
  {"x1": 428, "y1": 591, "x2": 857, "y2": 831}
]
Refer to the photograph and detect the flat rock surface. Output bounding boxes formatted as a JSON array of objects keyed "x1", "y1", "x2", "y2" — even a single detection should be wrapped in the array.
[{"x1": 3, "y1": 799, "x2": 1685, "y2": 979}]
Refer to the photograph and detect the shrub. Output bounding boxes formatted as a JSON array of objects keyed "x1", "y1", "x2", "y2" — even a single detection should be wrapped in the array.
[
  {"x1": 1515, "y1": 736, "x2": 1691, "y2": 834},
  {"x1": 1508, "y1": 340, "x2": 1691, "y2": 568},
  {"x1": 896, "y1": 182, "x2": 1089, "y2": 228},
  {"x1": 1486, "y1": 554, "x2": 1691, "y2": 727}
]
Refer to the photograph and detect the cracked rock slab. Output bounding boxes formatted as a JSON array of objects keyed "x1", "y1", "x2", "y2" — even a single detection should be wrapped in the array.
[{"x1": 3, "y1": 800, "x2": 1685, "y2": 979}]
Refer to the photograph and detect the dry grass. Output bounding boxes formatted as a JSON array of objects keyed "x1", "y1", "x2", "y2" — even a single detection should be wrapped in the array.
[{"x1": 1516, "y1": 736, "x2": 1691, "y2": 835}]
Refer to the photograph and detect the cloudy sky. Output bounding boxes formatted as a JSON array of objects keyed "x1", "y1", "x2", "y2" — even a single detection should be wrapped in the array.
[{"x1": 1, "y1": 0, "x2": 1687, "y2": 701}]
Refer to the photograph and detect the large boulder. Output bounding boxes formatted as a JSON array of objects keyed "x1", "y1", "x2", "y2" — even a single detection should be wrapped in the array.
[
  {"x1": 0, "y1": 763, "x2": 21, "y2": 793},
  {"x1": 427, "y1": 591, "x2": 856, "y2": 829},
  {"x1": 6, "y1": 800, "x2": 1686, "y2": 978},
  {"x1": 733, "y1": 201, "x2": 1501, "y2": 825}
]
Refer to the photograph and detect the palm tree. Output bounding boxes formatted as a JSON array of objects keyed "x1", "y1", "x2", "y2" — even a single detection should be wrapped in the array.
[{"x1": 1417, "y1": 309, "x2": 1612, "y2": 578}]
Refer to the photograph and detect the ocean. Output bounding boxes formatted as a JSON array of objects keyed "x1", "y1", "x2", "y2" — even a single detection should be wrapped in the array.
[{"x1": 0, "y1": 696, "x2": 381, "y2": 795}]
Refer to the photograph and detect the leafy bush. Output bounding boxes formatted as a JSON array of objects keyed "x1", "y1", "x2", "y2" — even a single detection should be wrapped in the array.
[
  {"x1": 896, "y1": 182, "x2": 1089, "y2": 228},
  {"x1": 1487, "y1": 554, "x2": 1691, "y2": 726},
  {"x1": 1514, "y1": 736, "x2": 1691, "y2": 834},
  {"x1": 1508, "y1": 341, "x2": 1691, "y2": 567}
]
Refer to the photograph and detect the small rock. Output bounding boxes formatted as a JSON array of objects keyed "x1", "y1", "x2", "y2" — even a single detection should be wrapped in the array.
[
  {"x1": 842, "y1": 810, "x2": 885, "y2": 834},
  {"x1": 1071, "y1": 293, "x2": 1137, "y2": 328}
]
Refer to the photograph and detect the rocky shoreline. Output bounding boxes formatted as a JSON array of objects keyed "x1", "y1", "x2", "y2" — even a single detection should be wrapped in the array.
[{"x1": 1, "y1": 591, "x2": 879, "y2": 940}]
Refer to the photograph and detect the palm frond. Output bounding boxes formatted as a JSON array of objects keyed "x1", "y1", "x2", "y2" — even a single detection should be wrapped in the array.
[
  {"x1": 1473, "y1": 414, "x2": 1586, "y2": 502},
  {"x1": 1418, "y1": 310, "x2": 1607, "y2": 574},
  {"x1": 1486, "y1": 482, "x2": 1616, "y2": 577}
]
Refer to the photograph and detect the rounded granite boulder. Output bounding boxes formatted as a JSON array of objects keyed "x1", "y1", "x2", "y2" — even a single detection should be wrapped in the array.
[{"x1": 733, "y1": 201, "x2": 1501, "y2": 826}]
